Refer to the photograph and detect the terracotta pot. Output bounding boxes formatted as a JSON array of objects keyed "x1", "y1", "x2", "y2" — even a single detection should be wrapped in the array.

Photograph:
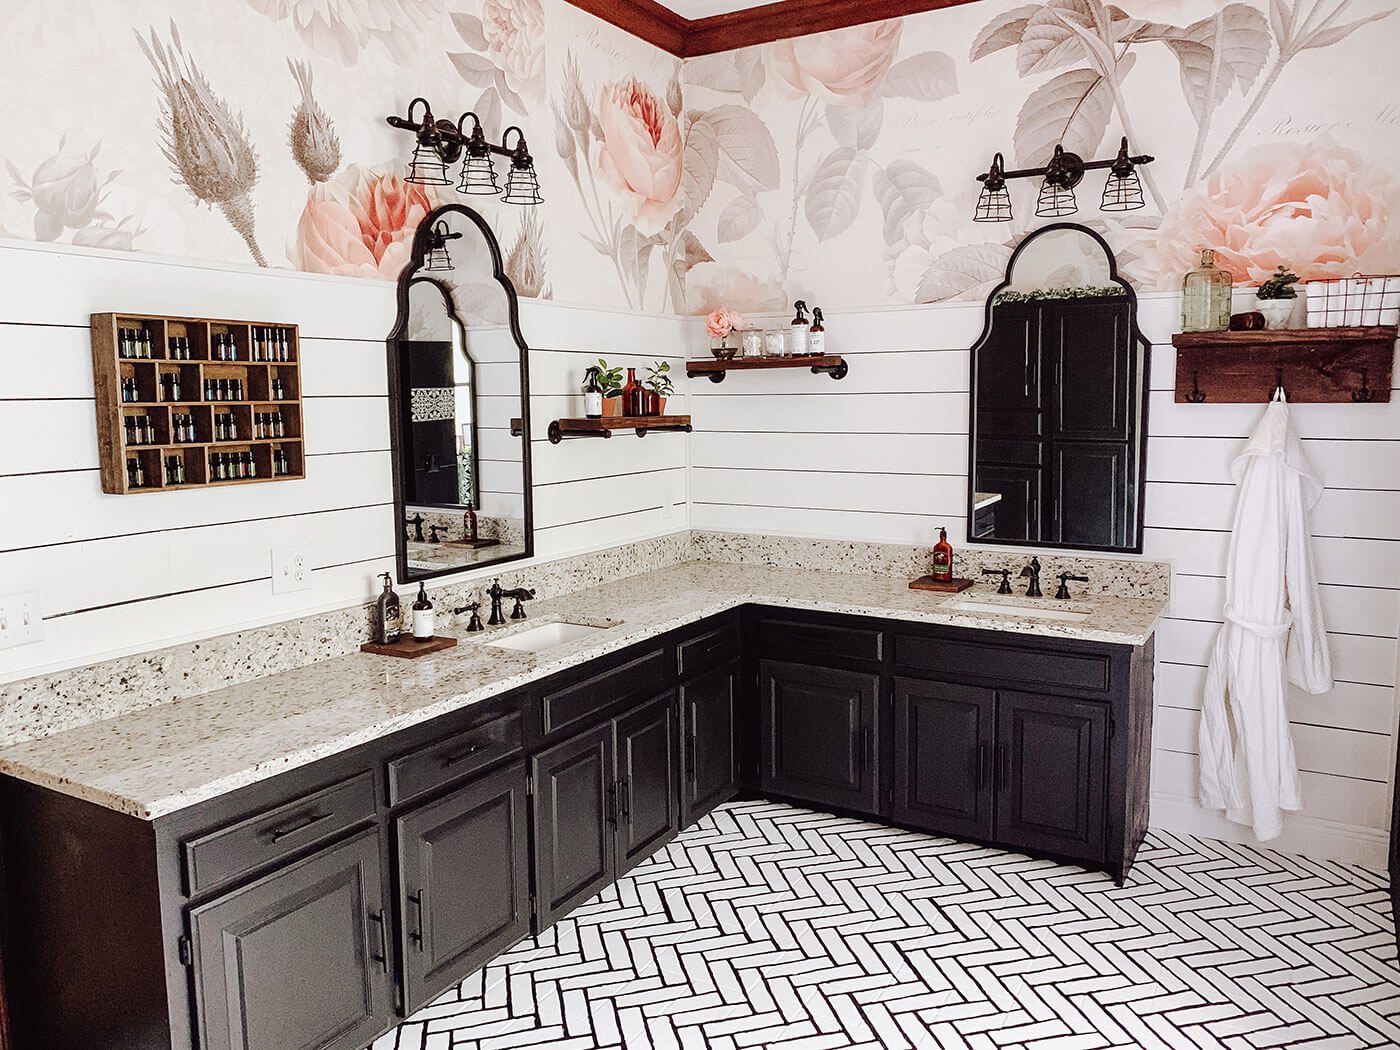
[
  {"x1": 653, "y1": 395, "x2": 667, "y2": 416},
  {"x1": 602, "y1": 396, "x2": 623, "y2": 417}
]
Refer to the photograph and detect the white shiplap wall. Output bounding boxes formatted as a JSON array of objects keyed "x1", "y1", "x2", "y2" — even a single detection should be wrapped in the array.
[
  {"x1": 686, "y1": 296, "x2": 1400, "y2": 868},
  {"x1": 0, "y1": 239, "x2": 688, "y2": 681}
]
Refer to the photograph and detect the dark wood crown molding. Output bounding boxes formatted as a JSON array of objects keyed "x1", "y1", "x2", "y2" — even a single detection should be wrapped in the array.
[{"x1": 566, "y1": 0, "x2": 987, "y2": 58}]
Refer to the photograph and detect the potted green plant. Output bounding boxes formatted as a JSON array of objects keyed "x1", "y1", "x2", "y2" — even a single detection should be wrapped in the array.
[
  {"x1": 644, "y1": 360, "x2": 673, "y2": 416},
  {"x1": 1254, "y1": 265, "x2": 1301, "y2": 330},
  {"x1": 591, "y1": 358, "x2": 624, "y2": 416}
]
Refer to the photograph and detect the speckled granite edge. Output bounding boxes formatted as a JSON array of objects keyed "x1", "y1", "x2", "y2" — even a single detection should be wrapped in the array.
[
  {"x1": 690, "y1": 531, "x2": 1172, "y2": 600},
  {"x1": 0, "y1": 561, "x2": 1166, "y2": 819},
  {"x1": 0, "y1": 531, "x2": 694, "y2": 748}
]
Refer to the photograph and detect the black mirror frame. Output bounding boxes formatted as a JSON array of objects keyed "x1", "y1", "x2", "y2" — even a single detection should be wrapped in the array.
[
  {"x1": 965, "y1": 221, "x2": 1152, "y2": 554},
  {"x1": 386, "y1": 203, "x2": 535, "y2": 584}
]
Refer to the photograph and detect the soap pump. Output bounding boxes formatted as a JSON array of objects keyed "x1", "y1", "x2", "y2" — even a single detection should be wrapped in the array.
[
  {"x1": 931, "y1": 527, "x2": 954, "y2": 582},
  {"x1": 411, "y1": 583, "x2": 435, "y2": 642},
  {"x1": 375, "y1": 573, "x2": 402, "y2": 644}
]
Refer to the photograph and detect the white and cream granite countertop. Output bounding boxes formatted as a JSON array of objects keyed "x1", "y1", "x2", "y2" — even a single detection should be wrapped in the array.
[{"x1": 0, "y1": 561, "x2": 1165, "y2": 821}]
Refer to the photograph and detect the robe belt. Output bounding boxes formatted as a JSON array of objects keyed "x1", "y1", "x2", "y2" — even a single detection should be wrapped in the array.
[{"x1": 1223, "y1": 606, "x2": 1292, "y2": 638}]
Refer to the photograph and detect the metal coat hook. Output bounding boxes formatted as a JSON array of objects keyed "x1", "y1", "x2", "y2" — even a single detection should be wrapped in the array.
[
  {"x1": 1186, "y1": 370, "x2": 1206, "y2": 403},
  {"x1": 1353, "y1": 369, "x2": 1374, "y2": 403},
  {"x1": 1274, "y1": 366, "x2": 1286, "y2": 401}
]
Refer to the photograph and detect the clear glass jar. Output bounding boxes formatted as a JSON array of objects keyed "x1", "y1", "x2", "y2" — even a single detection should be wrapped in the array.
[
  {"x1": 764, "y1": 328, "x2": 787, "y2": 356},
  {"x1": 1182, "y1": 248, "x2": 1233, "y2": 332},
  {"x1": 740, "y1": 328, "x2": 764, "y2": 358}
]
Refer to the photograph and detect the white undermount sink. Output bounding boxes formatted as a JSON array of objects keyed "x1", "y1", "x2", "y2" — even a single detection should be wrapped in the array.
[
  {"x1": 487, "y1": 621, "x2": 610, "y2": 654},
  {"x1": 944, "y1": 597, "x2": 1091, "y2": 623}
]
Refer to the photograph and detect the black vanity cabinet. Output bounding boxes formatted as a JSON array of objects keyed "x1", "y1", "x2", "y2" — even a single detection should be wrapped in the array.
[
  {"x1": 395, "y1": 762, "x2": 530, "y2": 1013},
  {"x1": 531, "y1": 692, "x2": 680, "y2": 927},
  {"x1": 188, "y1": 829, "x2": 394, "y2": 1050},
  {"x1": 680, "y1": 662, "x2": 740, "y2": 825},
  {"x1": 758, "y1": 660, "x2": 880, "y2": 815},
  {"x1": 891, "y1": 679, "x2": 995, "y2": 841},
  {"x1": 0, "y1": 604, "x2": 1152, "y2": 1050}
]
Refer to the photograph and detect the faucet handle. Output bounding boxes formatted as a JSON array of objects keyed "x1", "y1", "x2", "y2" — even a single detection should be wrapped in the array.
[
  {"x1": 1054, "y1": 572, "x2": 1090, "y2": 600},
  {"x1": 981, "y1": 568, "x2": 1014, "y2": 595},
  {"x1": 509, "y1": 589, "x2": 535, "y2": 620},
  {"x1": 453, "y1": 599, "x2": 484, "y2": 632}
]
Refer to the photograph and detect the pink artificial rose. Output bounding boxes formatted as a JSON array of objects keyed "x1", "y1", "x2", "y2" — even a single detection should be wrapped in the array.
[
  {"x1": 292, "y1": 163, "x2": 441, "y2": 278},
  {"x1": 596, "y1": 77, "x2": 684, "y2": 234},
  {"x1": 1154, "y1": 139, "x2": 1400, "y2": 287},
  {"x1": 770, "y1": 19, "x2": 903, "y2": 108},
  {"x1": 706, "y1": 307, "x2": 747, "y2": 338},
  {"x1": 483, "y1": 0, "x2": 546, "y2": 99}
]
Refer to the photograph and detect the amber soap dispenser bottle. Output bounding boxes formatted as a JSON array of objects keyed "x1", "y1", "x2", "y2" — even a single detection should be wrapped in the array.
[{"x1": 931, "y1": 527, "x2": 954, "y2": 582}]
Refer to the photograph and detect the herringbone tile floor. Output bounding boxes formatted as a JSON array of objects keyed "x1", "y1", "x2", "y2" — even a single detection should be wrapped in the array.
[{"x1": 373, "y1": 800, "x2": 1400, "y2": 1050}]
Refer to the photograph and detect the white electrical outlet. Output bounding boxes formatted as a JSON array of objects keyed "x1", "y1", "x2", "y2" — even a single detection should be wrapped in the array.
[
  {"x1": 271, "y1": 546, "x2": 313, "y2": 594},
  {"x1": 0, "y1": 591, "x2": 43, "y2": 650}
]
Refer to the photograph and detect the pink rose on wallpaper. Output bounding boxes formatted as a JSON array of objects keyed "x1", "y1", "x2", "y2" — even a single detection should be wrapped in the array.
[
  {"x1": 688, "y1": 262, "x2": 785, "y2": 315},
  {"x1": 596, "y1": 77, "x2": 683, "y2": 234},
  {"x1": 291, "y1": 163, "x2": 440, "y2": 278},
  {"x1": 770, "y1": 19, "x2": 903, "y2": 108},
  {"x1": 1154, "y1": 139, "x2": 1400, "y2": 287},
  {"x1": 247, "y1": 0, "x2": 444, "y2": 66},
  {"x1": 484, "y1": 0, "x2": 546, "y2": 99}
]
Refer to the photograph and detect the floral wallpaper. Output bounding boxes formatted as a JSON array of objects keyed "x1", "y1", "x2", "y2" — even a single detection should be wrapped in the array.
[
  {"x1": 1, "y1": 0, "x2": 1397, "y2": 315},
  {"x1": 0, "y1": 0, "x2": 677, "y2": 310},
  {"x1": 681, "y1": 0, "x2": 1400, "y2": 311}
]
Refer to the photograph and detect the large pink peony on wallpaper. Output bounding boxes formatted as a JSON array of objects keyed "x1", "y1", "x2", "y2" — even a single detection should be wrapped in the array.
[
  {"x1": 595, "y1": 78, "x2": 684, "y2": 235},
  {"x1": 770, "y1": 20, "x2": 903, "y2": 109},
  {"x1": 1155, "y1": 139, "x2": 1398, "y2": 286},
  {"x1": 292, "y1": 164, "x2": 442, "y2": 279}
]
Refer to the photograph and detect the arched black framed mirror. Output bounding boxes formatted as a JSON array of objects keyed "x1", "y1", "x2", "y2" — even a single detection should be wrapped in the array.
[
  {"x1": 387, "y1": 204, "x2": 534, "y2": 583},
  {"x1": 967, "y1": 223, "x2": 1150, "y2": 553}
]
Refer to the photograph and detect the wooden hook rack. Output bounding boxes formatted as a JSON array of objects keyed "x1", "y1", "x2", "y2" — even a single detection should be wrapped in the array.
[{"x1": 1172, "y1": 327, "x2": 1395, "y2": 404}]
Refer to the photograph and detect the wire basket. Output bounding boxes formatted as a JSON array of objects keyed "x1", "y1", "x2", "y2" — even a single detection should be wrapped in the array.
[{"x1": 1306, "y1": 274, "x2": 1400, "y2": 328}]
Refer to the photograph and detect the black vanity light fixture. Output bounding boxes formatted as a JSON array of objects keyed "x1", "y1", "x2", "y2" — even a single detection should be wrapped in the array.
[
  {"x1": 424, "y1": 219, "x2": 463, "y2": 272},
  {"x1": 387, "y1": 97, "x2": 543, "y2": 205},
  {"x1": 974, "y1": 136, "x2": 1153, "y2": 222}
]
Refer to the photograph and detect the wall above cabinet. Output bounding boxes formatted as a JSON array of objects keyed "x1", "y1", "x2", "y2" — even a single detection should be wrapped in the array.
[{"x1": 91, "y1": 312, "x2": 304, "y2": 495}]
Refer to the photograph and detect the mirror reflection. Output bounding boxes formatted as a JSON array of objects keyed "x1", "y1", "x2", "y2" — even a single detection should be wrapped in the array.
[
  {"x1": 968, "y1": 223, "x2": 1149, "y2": 553},
  {"x1": 388, "y1": 206, "x2": 532, "y2": 581}
]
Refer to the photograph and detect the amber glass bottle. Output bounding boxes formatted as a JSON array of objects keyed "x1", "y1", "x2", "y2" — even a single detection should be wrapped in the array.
[
  {"x1": 931, "y1": 527, "x2": 954, "y2": 582},
  {"x1": 621, "y1": 367, "x2": 645, "y2": 416}
]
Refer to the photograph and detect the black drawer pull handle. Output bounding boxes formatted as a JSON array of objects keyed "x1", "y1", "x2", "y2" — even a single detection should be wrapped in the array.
[
  {"x1": 441, "y1": 741, "x2": 488, "y2": 768},
  {"x1": 408, "y1": 890, "x2": 426, "y2": 951},
  {"x1": 265, "y1": 810, "x2": 332, "y2": 843},
  {"x1": 605, "y1": 784, "x2": 618, "y2": 827},
  {"x1": 619, "y1": 777, "x2": 631, "y2": 823},
  {"x1": 996, "y1": 745, "x2": 1010, "y2": 791},
  {"x1": 367, "y1": 910, "x2": 389, "y2": 972},
  {"x1": 976, "y1": 743, "x2": 989, "y2": 788}
]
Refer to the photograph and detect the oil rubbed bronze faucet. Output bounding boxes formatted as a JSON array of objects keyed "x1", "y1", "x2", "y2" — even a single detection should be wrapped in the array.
[
  {"x1": 1020, "y1": 557, "x2": 1043, "y2": 598},
  {"x1": 982, "y1": 567, "x2": 1014, "y2": 594},
  {"x1": 485, "y1": 580, "x2": 536, "y2": 625},
  {"x1": 405, "y1": 513, "x2": 425, "y2": 543}
]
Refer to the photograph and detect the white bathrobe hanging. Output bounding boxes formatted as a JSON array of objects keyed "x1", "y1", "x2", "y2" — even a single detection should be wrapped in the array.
[{"x1": 1198, "y1": 389, "x2": 1332, "y2": 841}]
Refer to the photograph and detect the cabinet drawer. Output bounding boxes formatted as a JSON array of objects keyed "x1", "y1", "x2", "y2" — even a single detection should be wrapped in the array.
[
  {"x1": 758, "y1": 617, "x2": 883, "y2": 662},
  {"x1": 894, "y1": 634, "x2": 1112, "y2": 694},
  {"x1": 183, "y1": 771, "x2": 376, "y2": 895},
  {"x1": 542, "y1": 646, "x2": 670, "y2": 736},
  {"x1": 387, "y1": 711, "x2": 523, "y2": 807},
  {"x1": 677, "y1": 621, "x2": 738, "y2": 678}
]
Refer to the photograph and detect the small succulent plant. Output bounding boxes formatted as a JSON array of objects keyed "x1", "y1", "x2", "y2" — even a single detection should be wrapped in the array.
[{"x1": 1256, "y1": 265, "x2": 1301, "y2": 300}]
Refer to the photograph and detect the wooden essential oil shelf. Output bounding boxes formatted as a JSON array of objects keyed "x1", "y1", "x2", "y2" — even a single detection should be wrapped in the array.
[
  {"x1": 547, "y1": 415, "x2": 693, "y2": 443},
  {"x1": 91, "y1": 312, "x2": 306, "y2": 494},
  {"x1": 685, "y1": 354, "x2": 848, "y2": 383}
]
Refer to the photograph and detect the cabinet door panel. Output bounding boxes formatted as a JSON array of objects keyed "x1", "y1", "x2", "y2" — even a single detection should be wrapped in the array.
[
  {"x1": 759, "y1": 660, "x2": 879, "y2": 814},
  {"x1": 681, "y1": 663, "x2": 739, "y2": 826},
  {"x1": 532, "y1": 724, "x2": 615, "y2": 928},
  {"x1": 397, "y1": 762, "x2": 530, "y2": 1013},
  {"x1": 189, "y1": 830, "x2": 391, "y2": 1050},
  {"x1": 615, "y1": 694, "x2": 680, "y2": 874},
  {"x1": 1050, "y1": 441, "x2": 1130, "y2": 549},
  {"x1": 1046, "y1": 300, "x2": 1132, "y2": 442},
  {"x1": 995, "y1": 691, "x2": 1108, "y2": 862},
  {"x1": 892, "y1": 679, "x2": 994, "y2": 840}
]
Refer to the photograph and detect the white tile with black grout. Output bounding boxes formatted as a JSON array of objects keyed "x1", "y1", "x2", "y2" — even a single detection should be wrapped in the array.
[{"x1": 370, "y1": 800, "x2": 1399, "y2": 1050}]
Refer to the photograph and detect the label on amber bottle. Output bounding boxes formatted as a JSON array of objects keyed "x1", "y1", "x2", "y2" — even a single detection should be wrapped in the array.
[{"x1": 932, "y1": 552, "x2": 951, "y2": 579}]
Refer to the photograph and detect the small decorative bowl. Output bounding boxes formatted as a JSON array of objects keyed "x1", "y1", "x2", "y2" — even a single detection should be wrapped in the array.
[{"x1": 710, "y1": 342, "x2": 739, "y2": 360}]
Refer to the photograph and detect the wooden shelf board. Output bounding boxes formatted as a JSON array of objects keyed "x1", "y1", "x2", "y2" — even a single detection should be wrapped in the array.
[
  {"x1": 1172, "y1": 325, "x2": 1397, "y2": 348},
  {"x1": 548, "y1": 415, "x2": 693, "y2": 443},
  {"x1": 1173, "y1": 326, "x2": 1395, "y2": 404},
  {"x1": 686, "y1": 354, "x2": 848, "y2": 383}
]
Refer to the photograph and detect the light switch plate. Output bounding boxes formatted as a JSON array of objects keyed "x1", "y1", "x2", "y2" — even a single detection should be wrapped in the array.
[
  {"x1": 0, "y1": 592, "x2": 43, "y2": 650},
  {"x1": 271, "y1": 546, "x2": 312, "y2": 594}
]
